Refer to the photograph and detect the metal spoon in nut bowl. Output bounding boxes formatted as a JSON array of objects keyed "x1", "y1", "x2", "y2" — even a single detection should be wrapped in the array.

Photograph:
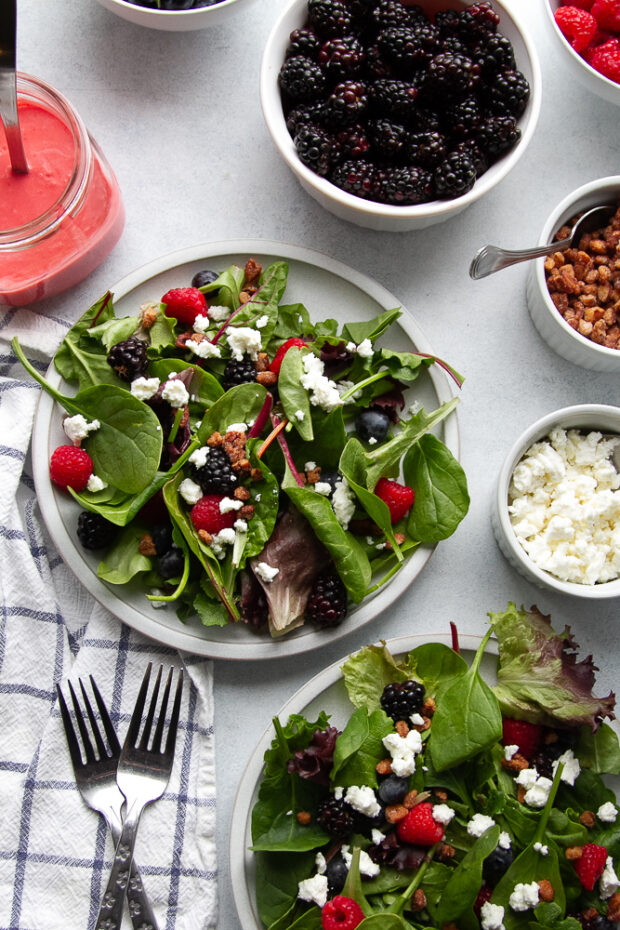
[{"x1": 469, "y1": 203, "x2": 616, "y2": 280}]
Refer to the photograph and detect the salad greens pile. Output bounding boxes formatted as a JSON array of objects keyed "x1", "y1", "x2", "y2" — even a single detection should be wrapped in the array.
[
  {"x1": 251, "y1": 604, "x2": 619, "y2": 929},
  {"x1": 14, "y1": 259, "x2": 469, "y2": 638}
]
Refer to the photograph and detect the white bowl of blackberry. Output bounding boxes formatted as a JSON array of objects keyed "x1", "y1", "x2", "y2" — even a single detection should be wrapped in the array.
[
  {"x1": 260, "y1": 0, "x2": 541, "y2": 231},
  {"x1": 93, "y1": 0, "x2": 257, "y2": 31}
]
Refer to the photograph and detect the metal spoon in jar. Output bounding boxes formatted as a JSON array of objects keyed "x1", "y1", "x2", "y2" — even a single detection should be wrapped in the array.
[
  {"x1": 0, "y1": 0, "x2": 29, "y2": 173},
  {"x1": 469, "y1": 203, "x2": 616, "y2": 280}
]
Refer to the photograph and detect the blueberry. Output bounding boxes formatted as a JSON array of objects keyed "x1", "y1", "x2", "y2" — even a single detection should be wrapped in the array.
[
  {"x1": 355, "y1": 409, "x2": 390, "y2": 443},
  {"x1": 483, "y1": 844, "x2": 514, "y2": 886},
  {"x1": 326, "y1": 855, "x2": 348, "y2": 895},
  {"x1": 378, "y1": 774, "x2": 409, "y2": 805},
  {"x1": 191, "y1": 269, "x2": 220, "y2": 294},
  {"x1": 158, "y1": 546, "x2": 185, "y2": 580},
  {"x1": 151, "y1": 523, "x2": 173, "y2": 556}
]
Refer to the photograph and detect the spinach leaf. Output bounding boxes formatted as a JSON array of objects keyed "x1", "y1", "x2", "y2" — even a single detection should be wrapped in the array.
[
  {"x1": 406, "y1": 642, "x2": 468, "y2": 699},
  {"x1": 330, "y1": 707, "x2": 394, "y2": 789},
  {"x1": 97, "y1": 524, "x2": 152, "y2": 584},
  {"x1": 284, "y1": 909, "x2": 323, "y2": 929},
  {"x1": 201, "y1": 263, "x2": 245, "y2": 308},
  {"x1": 53, "y1": 292, "x2": 123, "y2": 389},
  {"x1": 342, "y1": 308, "x2": 401, "y2": 345},
  {"x1": 492, "y1": 845, "x2": 565, "y2": 930},
  {"x1": 339, "y1": 438, "x2": 403, "y2": 559},
  {"x1": 197, "y1": 381, "x2": 267, "y2": 442},
  {"x1": 429, "y1": 628, "x2": 502, "y2": 772},
  {"x1": 342, "y1": 846, "x2": 374, "y2": 917},
  {"x1": 403, "y1": 433, "x2": 470, "y2": 542},
  {"x1": 357, "y1": 916, "x2": 409, "y2": 930},
  {"x1": 230, "y1": 262, "x2": 289, "y2": 344},
  {"x1": 432, "y1": 826, "x2": 500, "y2": 925},
  {"x1": 576, "y1": 722, "x2": 620, "y2": 774},
  {"x1": 254, "y1": 851, "x2": 316, "y2": 929},
  {"x1": 242, "y1": 443, "x2": 280, "y2": 565},
  {"x1": 88, "y1": 315, "x2": 140, "y2": 350},
  {"x1": 278, "y1": 347, "x2": 313, "y2": 441},
  {"x1": 341, "y1": 643, "x2": 420, "y2": 712},
  {"x1": 272, "y1": 303, "x2": 313, "y2": 341}
]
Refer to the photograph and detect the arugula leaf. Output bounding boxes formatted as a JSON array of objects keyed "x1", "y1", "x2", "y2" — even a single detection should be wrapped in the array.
[
  {"x1": 97, "y1": 524, "x2": 152, "y2": 584},
  {"x1": 278, "y1": 347, "x2": 313, "y2": 441},
  {"x1": 403, "y1": 433, "x2": 469, "y2": 542},
  {"x1": 330, "y1": 707, "x2": 394, "y2": 789}
]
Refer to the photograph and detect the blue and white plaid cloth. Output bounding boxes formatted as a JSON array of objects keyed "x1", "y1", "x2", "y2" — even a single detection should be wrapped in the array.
[{"x1": 0, "y1": 309, "x2": 217, "y2": 930}]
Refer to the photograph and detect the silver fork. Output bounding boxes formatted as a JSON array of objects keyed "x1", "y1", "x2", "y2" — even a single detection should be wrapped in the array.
[
  {"x1": 56, "y1": 677, "x2": 159, "y2": 930},
  {"x1": 94, "y1": 664, "x2": 183, "y2": 930}
]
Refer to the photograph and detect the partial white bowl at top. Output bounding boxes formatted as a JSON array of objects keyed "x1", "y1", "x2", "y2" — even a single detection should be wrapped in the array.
[
  {"x1": 93, "y1": 0, "x2": 257, "y2": 30},
  {"x1": 526, "y1": 175, "x2": 620, "y2": 373},
  {"x1": 544, "y1": 1, "x2": 620, "y2": 108},
  {"x1": 260, "y1": 0, "x2": 541, "y2": 232},
  {"x1": 492, "y1": 404, "x2": 620, "y2": 600}
]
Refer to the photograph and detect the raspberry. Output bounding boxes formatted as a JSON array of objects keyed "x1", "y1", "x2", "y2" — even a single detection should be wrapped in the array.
[
  {"x1": 565, "y1": 0, "x2": 594, "y2": 9},
  {"x1": 49, "y1": 445, "x2": 93, "y2": 492},
  {"x1": 190, "y1": 495, "x2": 235, "y2": 535},
  {"x1": 591, "y1": 0, "x2": 620, "y2": 31},
  {"x1": 270, "y1": 337, "x2": 308, "y2": 374},
  {"x1": 501, "y1": 718, "x2": 543, "y2": 759},
  {"x1": 161, "y1": 287, "x2": 207, "y2": 328},
  {"x1": 555, "y1": 6, "x2": 598, "y2": 51},
  {"x1": 321, "y1": 896, "x2": 364, "y2": 930},
  {"x1": 574, "y1": 843, "x2": 608, "y2": 891},
  {"x1": 587, "y1": 37, "x2": 620, "y2": 82},
  {"x1": 374, "y1": 477, "x2": 415, "y2": 522},
  {"x1": 397, "y1": 802, "x2": 445, "y2": 846}
]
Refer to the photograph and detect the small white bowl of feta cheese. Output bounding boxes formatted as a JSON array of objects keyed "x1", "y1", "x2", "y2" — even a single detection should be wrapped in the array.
[{"x1": 492, "y1": 404, "x2": 620, "y2": 598}]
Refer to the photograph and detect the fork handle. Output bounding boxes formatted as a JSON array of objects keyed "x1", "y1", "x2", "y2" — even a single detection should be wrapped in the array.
[
  {"x1": 107, "y1": 817, "x2": 159, "y2": 930},
  {"x1": 95, "y1": 802, "x2": 146, "y2": 930}
]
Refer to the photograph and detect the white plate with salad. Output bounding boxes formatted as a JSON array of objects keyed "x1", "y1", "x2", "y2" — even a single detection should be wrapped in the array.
[
  {"x1": 230, "y1": 604, "x2": 620, "y2": 929},
  {"x1": 27, "y1": 239, "x2": 466, "y2": 659}
]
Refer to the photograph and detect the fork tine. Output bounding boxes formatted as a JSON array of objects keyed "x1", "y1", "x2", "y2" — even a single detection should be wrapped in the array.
[
  {"x1": 164, "y1": 669, "x2": 183, "y2": 758},
  {"x1": 151, "y1": 668, "x2": 173, "y2": 753},
  {"x1": 68, "y1": 680, "x2": 96, "y2": 764},
  {"x1": 56, "y1": 684, "x2": 84, "y2": 770},
  {"x1": 89, "y1": 675, "x2": 121, "y2": 755},
  {"x1": 138, "y1": 665, "x2": 163, "y2": 751},
  {"x1": 79, "y1": 679, "x2": 108, "y2": 760},
  {"x1": 125, "y1": 662, "x2": 152, "y2": 748}
]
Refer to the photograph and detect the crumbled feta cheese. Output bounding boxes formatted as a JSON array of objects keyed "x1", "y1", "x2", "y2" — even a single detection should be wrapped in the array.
[
  {"x1": 254, "y1": 561, "x2": 279, "y2": 583},
  {"x1": 504, "y1": 744, "x2": 519, "y2": 760},
  {"x1": 332, "y1": 478, "x2": 356, "y2": 531},
  {"x1": 515, "y1": 768, "x2": 539, "y2": 790},
  {"x1": 508, "y1": 881, "x2": 540, "y2": 912},
  {"x1": 295, "y1": 409, "x2": 305, "y2": 421},
  {"x1": 227, "y1": 326, "x2": 262, "y2": 361},
  {"x1": 189, "y1": 446, "x2": 209, "y2": 468},
  {"x1": 598, "y1": 801, "x2": 618, "y2": 823},
  {"x1": 480, "y1": 902, "x2": 505, "y2": 930},
  {"x1": 533, "y1": 841, "x2": 549, "y2": 856},
  {"x1": 207, "y1": 305, "x2": 231, "y2": 322},
  {"x1": 300, "y1": 353, "x2": 344, "y2": 412},
  {"x1": 368, "y1": 436, "x2": 377, "y2": 445},
  {"x1": 410, "y1": 713, "x2": 425, "y2": 726},
  {"x1": 371, "y1": 829, "x2": 384, "y2": 845},
  {"x1": 179, "y1": 478, "x2": 203, "y2": 505},
  {"x1": 255, "y1": 493, "x2": 261, "y2": 502},
  {"x1": 192, "y1": 314, "x2": 210, "y2": 334},
  {"x1": 344, "y1": 785, "x2": 381, "y2": 818},
  {"x1": 63, "y1": 414, "x2": 101, "y2": 443},
  {"x1": 345, "y1": 341, "x2": 357, "y2": 353},
  {"x1": 185, "y1": 338, "x2": 221, "y2": 359},
  {"x1": 297, "y1": 874, "x2": 328, "y2": 908},
  {"x1": 86, "y1": 474, "x2": 107, "y2": 493},
  {"x1": 255, "y1": 314, "x2": 269, "y2": 329},
  {"x1": 357, "y1": 338, "x2": 373, "y2": 357},
  {"x1": 467, "y1": 814, "x2": 496, "y2": 837},
  {"x1": 600, "y1": 856, "x2": 619, "y2": 899},
  {"x1": 162, "y1": 379, "x2": 189, "y2": 408},
  {"x1": 524, "y1": 777, "x2": 553, "y2": 809},
  {"x1": 382, "y1": 730, "x2": 423, "y2": 777},
  {"x1": 315, "y1": 852, "x2": 327, "y2": 875},
  {"x1": 233, "y1": 519, "x2": 248, "y2": 533},
  {"x1": 337, "y1": 380, "x2": 361, "y2": 403},
  {"x1": 341, "y1": 844, "x2": 380, "y2": 878},
  {"x1": 334, "y1": 787, "x2": 344, "y2": 800},
  {"x1": 130, "y1": 377, "x2": 160, "y2": 402},
  {"x1": 553, "y1": 748, "x2": 581, "y2": 786},
  {"x1": 498, "y1": 832, "x2": 512, "y2": 850},
  {"x1": 313, "y1": 482, "x2": 331, "y2": 496},
  {"x1": 211, "y1": 528, "x2": 236, "y2": 558},
  {"x1": 219, "y1": 497, "x2": 243, "y2": 513},
  {"x1": 409, "y1": 400, "x2": 422, "y2": 416},
  {"x1": 227, "y1": 422, "x2": 247, "y2": 434},
  {"x1": 304, "y1": 461, "x2": 317, "y2": 472},
  {"x1": 432, "y1": 804, "x2": 455, "y2": 825}
]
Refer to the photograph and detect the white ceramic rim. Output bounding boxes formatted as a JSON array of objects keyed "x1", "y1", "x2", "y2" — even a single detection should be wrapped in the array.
[
  {"x1": 543, "y1": 1, "x2": 620, "y2": 95},
  {"x1": 99, "y1": 0, "x2": 244, "y2": 16},
  {"x1": 229, "y1": 630, "x2": 497, "y2": 930},
  {"x1": 31, "y1": 238, "x2": 461, "y2": 659},
  {"x1": 260, "y1": 0, "x2": 542, "y2": 222},
  {"x1": 533, "y1": 175, "x2": 620, "y2": 365},
  {"x1": 495, "y1": 403, "x2": 620, "y2": 599}
]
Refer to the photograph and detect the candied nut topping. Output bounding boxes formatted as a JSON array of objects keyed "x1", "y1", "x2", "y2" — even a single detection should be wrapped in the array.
[
  {"x1": 411, "y1": 890, "x2": 427, "y2": 912},
  {"x1": 565, "y1": 846, "x2": 583, "y2": 860},
  {"x1": 403, "y1": 790, "x2": 418, "y2": 809},
  {"x1": 234, "y1": 486, "x2": 251, "y2": 501},
  {"x1": 502, "y1": 752, "x2": 530, "y2": 773},
  {"x1": 256, "y1": 371, "x2": 278, "y2": 386},
  {"x1": 376, "y1": 758, "x2": 392, "y2": 776},
  {"x1": 198, "y1": 529, "x2": 213, "y2": 545},
  {"x1": 579, "y1": 811, "x2": 595, "y2": 828},
  {"x1": 433, "y1": 789, "x2": 448, "y2": 801},
  {"x1": 537, "y1": 879, "x2": 554, "y2": 902},
  {"x1": 421, "y1": 697, "x2": 436, "y2": 717},
  {"x1": 139, "y1": 533, "x2": 157, "y2": 557},
  {"x1": 545, "y1": 200, "x2": 620, "y2": 350},
  {"x1": 395, "y1": 720, "x2": 410, "y2": 737},
  {"x1": 385, "y1": 804, "x2": 408, "y2": 824},
  {"x1": 607, "y1": 892, "x2": 620, "y2": 923},
  {"x1": 296, "y1": 811, "x2": 311, "y2": 825},
  {"x1": 438, "y1": 845, "x2": 455, "y2": 861}
]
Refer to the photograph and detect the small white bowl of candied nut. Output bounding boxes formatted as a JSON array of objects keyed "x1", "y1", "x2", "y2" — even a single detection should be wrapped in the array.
[{"x1": 526, "y1": 176, "x2": 620, "y2": 372}]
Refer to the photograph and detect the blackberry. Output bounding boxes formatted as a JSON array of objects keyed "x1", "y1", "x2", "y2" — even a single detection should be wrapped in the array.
[
  {"x1": 473, "y1": 33, "x2": 516, "y2": 77},
  {"x1": 316, "y1": 794, "x2": 355, "y2": 837},
  {"x1": 368, "y1": 79, "x2": 419, "y2": 123},
  {"x1": 151, "y1": 523, "x2": 173, "y2": 555},
  {"x1": 294, "y1": 124, "x2": 338, "y2": 176},
  {"x1": 406, "y1": 130, "x2": 447, "y2": 169},
  {"x1": 443, "y1": 95, "x2": 482, "y2": 139},
  {"x1": 424, "y1": 51, "x2": 475, "y2": 100},
  {"x1": 325, "y1": 855, "x2": 348, "y2": 895},
  {"x1": 191, "y1": 446, "x2": 237, "y2": 494},
  {"x1": 367, "y1": 118, "x2": 408, "y2": 161},
  {"x1": 434, "y1": 9, "x2": 461, "y2": 39},
  {"x1": 365, "y1": 44, "x2": 393, "y2": 80},
  {"x1": 441, "y1": 35, "x2": 469, "y2": 57},
  {"x1": 324, "y1": 80, "x2": 368, "y2": 129},
  {"x1": 380, "y1": 680, "x2": 425, "y2": 722},
  {"x1": 306, "y1": 569, "x2": 348, "y2": 626},
  {"x1": 376, "y1": 165, "x2": 433, "y2": 205},
  {"x1": 107, "y1": 337, "x2": 148, "y2": 381},
  {"x1": 355, "y1": 408, "x2": 390, "y2": 442},
  {"x1": 377, "y1": 774, "x2": 409, "y2": 805},
  {"x1": 411, "y1": 107, "x2": 442, "y2": 133},
  {"x1": 475, "y1": 115, "x2": 520, "y2": 158},
  {"x1": 158, "y1": 546, "x2": 185, "y2": 580},
  {"x1": 222, "y1": 356, "x2": 257, "y2": 391},
  {"x1": 372, "y1": 0, "x2": 418, "y2": 30},
  {"x1": 285, "y1": 101, "x2": 327, "y2": 136},
  {"x1": 453, "y1": 139, "x2": 488, "y2": 177},
  {"x1": 458, "y1": 1, "x2": 500, "y2": 45},
  {"x1": 286, "y1": 27, "x2": 321, "y2": 60},
  {"x1": 76, "y1": 511, "x2": 117, "y2": 550},
  {"x1": 191, "y1": 269, "x2": 220, "y2": 292},
  {"x1": 331, "y1": 159, "x2": 377, "y2": 199},
  {"x1": 279, "y1": 56, "x2": 326, "y2": 102},
  {"x1": 335, "y1": 123, "x2": 370, "y2": 159},
  {"x1": 483, "y1": 69, "x2": 530, "y2": 118},
  {"x1": 318, "y1": 35, "x2": 365, "y2": 82},
  {"x1": 482, "y1": 844, "x2": 514, "y2": 886},
  {"x1": 308, "y1": 0, "x2": 353, "y2": 37},
  {"x1": 378, "y1": 23, "x2": 440, "y2": 73},
  {"x1": 434, "y1": 150, "x2": 476, "y2": 198}
]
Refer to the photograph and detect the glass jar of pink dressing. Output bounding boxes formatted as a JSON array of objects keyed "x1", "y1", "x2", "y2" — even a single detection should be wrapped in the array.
[{"x1": 0, "y1": 73, "x2": 125, "y2": 307}]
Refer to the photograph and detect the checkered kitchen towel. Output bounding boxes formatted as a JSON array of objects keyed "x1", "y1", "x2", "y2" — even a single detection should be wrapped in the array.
[{"x1": 0, "y1": 308, "x2": 217, "y2": 930}]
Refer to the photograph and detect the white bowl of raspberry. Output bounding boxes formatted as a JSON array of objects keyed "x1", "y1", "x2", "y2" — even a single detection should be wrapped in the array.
[
  {"x1": 93, "y1": 0, "x2": 257, "y2": 31},
  {"x1": 260, "y1": 0, "x2": 541, "y2": 231},
  {"x1": 526, "y1": 176, "x2": 620, "y2": 372},
  {"x1": 545, "y1": 1, "x2": 620, "y2": 107}
]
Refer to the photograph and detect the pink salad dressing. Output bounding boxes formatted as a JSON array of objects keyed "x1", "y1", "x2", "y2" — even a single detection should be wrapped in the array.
[{"x1": 0, "y1": 76, "x2": 124, "y2": 307}]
